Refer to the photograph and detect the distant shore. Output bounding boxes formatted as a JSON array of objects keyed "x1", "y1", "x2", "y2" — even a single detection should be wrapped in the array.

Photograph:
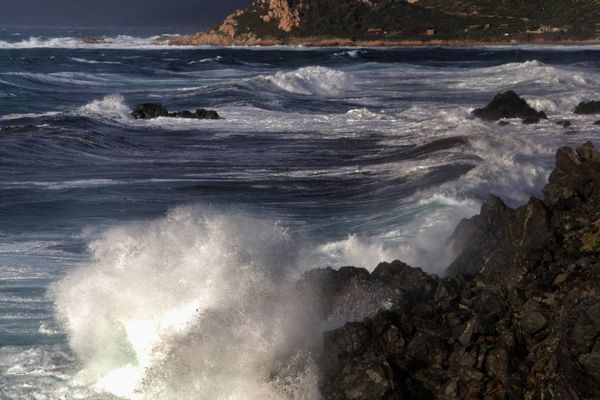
[{"x1": 167, "y1": 35, "x2": 600, "y2": 48}]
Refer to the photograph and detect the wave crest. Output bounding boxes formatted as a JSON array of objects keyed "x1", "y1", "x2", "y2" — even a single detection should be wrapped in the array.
[
  {"x1": 260, "y1": 66, "x2": 354, "y2": 96},
  {"x1": 76, "y1": 94, "x2": 131, "y2": 120}
]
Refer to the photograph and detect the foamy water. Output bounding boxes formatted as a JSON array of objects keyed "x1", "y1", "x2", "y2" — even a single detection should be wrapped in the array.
[{"x1": 1, "y1": 30, "x2": 599, "y2": 399}]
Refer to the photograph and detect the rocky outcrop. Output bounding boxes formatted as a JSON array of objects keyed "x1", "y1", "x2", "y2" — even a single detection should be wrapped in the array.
[
  {"x1": 317, "y1": 142, "x2": 600, "y2": 399},
  {"x1": 131, "y1": 103, "x2": 169, "y2": 119},
  {"x1": 472, "y1": 91, "x2": 547, "y2": 124},
  {"x1": 259, "y1": 0, "x2": 301, "y2": 32},
  {"x1": 574, "y1": 100, "x2": 600, "y2": 115},
  {"x1": 131, "y1": 103, "x2": 220, "y2": 120}
]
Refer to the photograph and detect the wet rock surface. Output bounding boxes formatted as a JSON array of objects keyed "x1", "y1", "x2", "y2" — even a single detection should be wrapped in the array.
[
  {"x1": 472, "y1": 91, "x2": 547, "y2": 124},
  {"x1": 574, "y1": 100, "x2": 600, "y2": 115},
  {"x1": 132, "y1": 103, "x2": 221, "y2": 120},
  {"x1": 316, "y1": 142, "x2": 600, "y2": 399}
]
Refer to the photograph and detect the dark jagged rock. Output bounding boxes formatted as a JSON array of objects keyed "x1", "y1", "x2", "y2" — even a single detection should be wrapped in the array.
[
  {"x1": 594, "y1": 120, "x2": 600, "y2": 126},
  {"x1": 557, "y1": 120, "x2": 572, "y2": 128},
  {"x1": 574, "y1": 100, "x2": 600, "y2": 115},
  {"x1": 132, "y1": 103, "x2": 221, "y2": 120},
  {"x1": 317, "y1": 142, "x2": 600, "y2": 400},
  {"x1": 195, "y1": 109, "x2": 221, "y2": 119},
  {"x1": 297, "y1": 261, "x2": 436, "y2": 322},
  {"x1": 168, "y1": 109, "x2": 221, "y2": 119},
  {"x1": 472, "y1": 91, "x2": 546, "y2": 123},
  {"x1": 522, "y1": 111, "x2": 548, "y2": 125},
  {"x1": 131, "y1": 103, "x2": 169, "y2": 119}
]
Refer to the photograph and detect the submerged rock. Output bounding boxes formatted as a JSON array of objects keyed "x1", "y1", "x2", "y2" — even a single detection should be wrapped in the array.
[
  {"x1": 317, "y1": 142, "x2": 600, "y2": 400},
  {"x1": 556, "y1": 120, "x2": 572, "y2": 128},
  {"x1": 594, "y1": 120, "x2": 600, "y2": 126},
  {"x1": 574, "y1": 100, "x2": 600, "y2": 115},
  {"x1": 472, "y1": 91, "x2": 546, "y2": 124},
  {"x1": 132, "y1": 103, "x2": 221, "y2": 120}
]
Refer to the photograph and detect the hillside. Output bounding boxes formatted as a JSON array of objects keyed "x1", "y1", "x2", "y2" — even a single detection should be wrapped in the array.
[{"x1": 170, "y1": 0, "x2": 600, "y2": 45}]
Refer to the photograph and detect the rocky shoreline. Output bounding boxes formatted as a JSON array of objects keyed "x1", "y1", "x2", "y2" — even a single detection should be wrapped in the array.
[
  {"x1": 309, "y1": 142, "x2": 600, "y2": 399},
  {"x1": 167, "y1": 35, "x2": 600, "y2": 48}
]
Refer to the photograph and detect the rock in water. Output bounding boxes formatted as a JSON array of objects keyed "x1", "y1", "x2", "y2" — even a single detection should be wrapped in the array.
[
  {"x1": 194, "y1": 109, "x2": 221, "y2": 119},
  {"x1": 132, "y1": 103, "x2": 169, "y2": 119},
  {"x1": 317, "y1": 142, "x2": 600, "y2": 400},
  {"x1": 574, "y1": 100, "x2": 600, "y2": 115},
  {"x1": 472, "y1": 91, "x2": 546, "y2": 124},
  {"x1": 132, "y1": 103, "x2": 221, "y2": 120},
  {"x1": 556, "y1": 120, "x2": 572, "y2": 128}
]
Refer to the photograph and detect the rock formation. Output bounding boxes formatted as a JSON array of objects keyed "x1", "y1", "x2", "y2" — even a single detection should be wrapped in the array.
[
  {"x1": 316, "y1": 142, "x2": 600, "y2": 399},
  {"x1": 131, "y1": 103, "x2": 220, "y2": 120},
  {"x1": 575, "y1": 100, "x2": 600, "y2": 115},
  {"x1": 472, "y1": 91, "x2": 547, "y2": 124}
]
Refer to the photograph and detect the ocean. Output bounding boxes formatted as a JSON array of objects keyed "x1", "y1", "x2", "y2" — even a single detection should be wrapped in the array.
[{"x1": 0, "y1": 27, "x2": 599, "y2": 399}]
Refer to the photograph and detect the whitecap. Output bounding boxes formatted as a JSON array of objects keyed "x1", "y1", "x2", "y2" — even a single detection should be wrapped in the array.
[
  {"x1": 69, "y1": 57, "x2": 122, "y2": 65},
  {"x1": 76, "y1": 94, "x2": 131, "y2": 120},
  {"x1": 258, "y1": 66, "x2": 354, "y2": 96}
]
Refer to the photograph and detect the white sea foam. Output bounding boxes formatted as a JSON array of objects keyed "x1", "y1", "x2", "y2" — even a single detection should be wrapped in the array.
[
  {"x1": 188, "y1": 56, "x2": 224, "y2": 64},
  {"x1": 0, "y1": 35, "x2": 194, "y2": 50},
  {"x1": 76, "y1": 94, "x2": 131, "y2": 120},
  {"x1": 70, "y1": 57, "x2": 122, "y2": 65},
  {"x1": 0, "y1": 111, "x2": 61, "y2": 121},
  {"x1": 260, "y1": 66, "x2": 354, "y2": 96},
  {"x1": 53, "y1": 208, "x2": 321, "y2": 400}
]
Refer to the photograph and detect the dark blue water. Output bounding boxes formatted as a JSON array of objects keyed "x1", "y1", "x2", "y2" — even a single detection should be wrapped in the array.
[{"x1": 0, "y1": 27, "x2": 599, "y2": 399}]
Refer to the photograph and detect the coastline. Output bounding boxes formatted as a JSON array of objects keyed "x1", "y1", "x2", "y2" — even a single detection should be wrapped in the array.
[{"x1": 167, "y1": 35, "x2": 600, "y2": 48}]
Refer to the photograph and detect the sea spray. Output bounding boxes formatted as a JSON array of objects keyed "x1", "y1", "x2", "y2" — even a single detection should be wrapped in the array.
[
  {"x1": 77, "y1": 95, "x2": 131, "y2": 120},
  {"x1": 53, "y1": 207, "x2": 321, "y2": 400}
]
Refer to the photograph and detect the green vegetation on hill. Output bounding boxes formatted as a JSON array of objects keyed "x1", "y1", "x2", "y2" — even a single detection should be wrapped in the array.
[{"x1": 224, "y1": 0, "x2": 600, "y2": 42}]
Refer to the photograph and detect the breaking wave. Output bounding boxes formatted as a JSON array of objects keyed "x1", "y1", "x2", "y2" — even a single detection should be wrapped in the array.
[
  {"x1": 76, "y1": 94, "x2": 131, "y2": 120},
  {"x1": 53, "y1": 208, "x2": 320, "y2": 400},
  {"x1": 0, "y1": 35, "x2": 188, "y2": 50},
  {"x1": 260, "y1": 66, "x2": 354, "y2": 96}
]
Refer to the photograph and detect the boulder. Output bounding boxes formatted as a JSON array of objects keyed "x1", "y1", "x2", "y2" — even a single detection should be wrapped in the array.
[
  {"x1": 195, "y1": 109, "x2": 221, "y2": 119},
  {"x1": 132, "y1": 103, "x2": 169, "y2": 119},
  {"x1": 594, "y1": 120, "x2": 600, "y2": 126},
  {"x1": 574, "y1": 100, "x2": 600, "y2": 115},
  {"x1": 522, "y1": 111, "x2": 548, "y2": 125},
  {"x1": 472, "y1": 91, "x2": 545, "y2": 122}
]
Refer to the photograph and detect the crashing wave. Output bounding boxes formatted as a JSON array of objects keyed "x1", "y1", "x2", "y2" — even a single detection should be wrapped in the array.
[
  {"x1": 259, "y1": 66, "x2": 354, "y2": 96},
  {"x1": 53, "y1": 208, "x2": 320, "y2": 400},
  {"x1": 76, "y1": 94, "x2": 131, "y2": 120}
]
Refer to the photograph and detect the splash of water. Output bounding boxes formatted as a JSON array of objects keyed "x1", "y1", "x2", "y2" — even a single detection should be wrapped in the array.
[{"x1": 53, "y1": 207, "x2": 320, "y2": 400}]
